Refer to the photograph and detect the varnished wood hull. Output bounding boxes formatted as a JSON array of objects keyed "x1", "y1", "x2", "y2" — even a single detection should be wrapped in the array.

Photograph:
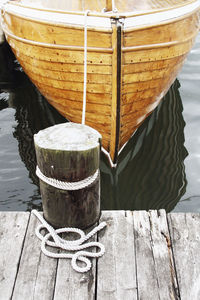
[
  {"x1": 2, "y1": 0, "x2": 200, "y2": 162},
  {"x1": 0, "y1": 0, "x2": 5, "y2": 43}
]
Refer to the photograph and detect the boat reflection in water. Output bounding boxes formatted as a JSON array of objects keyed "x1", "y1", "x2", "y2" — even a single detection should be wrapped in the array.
[
  {"x1": 0, "y1": 42, "x2": 18, "y2": 90},
  {"x1": 101, "y1": 79, "x2": 188, "y2": 212},
  {"x1": 1, "y1": 62, "x2": 188, "y2": 211},
  {"x1": 0, "y1": 51, "x2": 66, "y2": 210},
  {"x1": 4, "y1": 73, "x2": 66, "y2": 187}
]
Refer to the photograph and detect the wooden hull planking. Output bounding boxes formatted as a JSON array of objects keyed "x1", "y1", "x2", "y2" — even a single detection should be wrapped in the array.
[{"x1": 2, "y1": 1, "x2": 200, "y2": 162}]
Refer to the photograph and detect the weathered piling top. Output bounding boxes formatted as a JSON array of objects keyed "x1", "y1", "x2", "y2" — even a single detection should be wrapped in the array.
[{"x1": 0, "y1": 210, "x2": 200, "y2": 299}]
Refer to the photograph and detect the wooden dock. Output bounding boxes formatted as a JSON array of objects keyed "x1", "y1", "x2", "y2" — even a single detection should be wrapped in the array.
[{"x1": 0, "y1": 210, "x2": 200, "y2": 300}]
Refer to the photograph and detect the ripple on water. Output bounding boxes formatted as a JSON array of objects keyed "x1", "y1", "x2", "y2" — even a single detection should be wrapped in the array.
[
  {"x1": 0, "y1": 33, "x2": 200, "y2": 212},
  {"x1": 0, "y1": 105, "x2": 41, "y2": 210},
  {"x1": 176, "y1": 34, "x2": 200, "y2": 212}
]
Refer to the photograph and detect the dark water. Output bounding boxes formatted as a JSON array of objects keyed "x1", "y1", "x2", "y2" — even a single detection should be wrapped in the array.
[{"x1": 0, "y1": 35, "x2": 200, "y2": 212}]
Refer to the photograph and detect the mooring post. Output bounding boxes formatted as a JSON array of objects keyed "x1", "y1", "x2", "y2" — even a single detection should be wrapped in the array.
[{"x1": 34, "y1": 122, "x2": 102, "y2": 229}]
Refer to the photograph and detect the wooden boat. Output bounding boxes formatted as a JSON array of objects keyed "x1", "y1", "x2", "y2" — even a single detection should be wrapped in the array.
[
  {"x1": 0, "y1": 0, "x2": 6, "y2": 43},
  {"x1": 1, "y1": 0, "x2": 200, "y2": 163}
]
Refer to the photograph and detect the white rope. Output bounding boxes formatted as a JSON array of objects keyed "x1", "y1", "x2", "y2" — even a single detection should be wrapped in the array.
[
  {"x1": 102, "y1": 0, "x2": 118, "y2": 12},
  {"x1": 82, "y1": 10, "x2": 90, "y2": 125},
  {"x1": 36, "y1": 166, "x2": 99, "y2": 191},
  {"x1": 32, "y1": 210, "x2": 106, "y2": 273}
]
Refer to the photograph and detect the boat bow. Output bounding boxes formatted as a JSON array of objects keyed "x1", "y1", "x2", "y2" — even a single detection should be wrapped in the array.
[{"x1": 1, "y1": 0, "x2": 200, "y2": 163}]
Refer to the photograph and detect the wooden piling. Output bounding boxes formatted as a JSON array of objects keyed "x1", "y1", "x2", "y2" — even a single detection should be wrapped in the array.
[{"x1": 34, "y1": 122, "x2": 102, "y2": 229}]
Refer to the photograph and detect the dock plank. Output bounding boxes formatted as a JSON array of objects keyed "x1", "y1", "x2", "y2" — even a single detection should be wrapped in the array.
[
  {"x1": 133, "y1": 210, "x2": 160, "y2": 300},
  {"x1": 54, "y1": 260, "x2": 96, "y2": 300},
  {"x1": 133, "y1": 210, "x2": 179, "y2": 300},
  {"x1": 54, "y1": 230, "x2": 97, "y2": 300},
  {"x1": 0, "y1": 212, "x2": 30, "y2": 300},
  {"x1": 97, "y1": 210, "x2": 137, "y2": 300},
  {"x1": 148, "y1": 210, "x2": 179, "y2": 299},
  {"x1": 12, "y1": 211, "x2": 58, "y2": 300},
  {"x1": 1, "y1": 210, "x2": 200, "y2": 299},
  {"x1": 168, "y1": 213, "x2": 200, "y2": 300}
]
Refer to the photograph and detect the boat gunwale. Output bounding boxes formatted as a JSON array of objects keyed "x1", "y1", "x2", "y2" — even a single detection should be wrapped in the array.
[
  {"x1": 2, "y1": 27, "x2": 113, "y2": 53},
  {"x1": 3, "y1": 25, "x2": 198, "y2": 55},
  {"x1": 122, "y1": 30, "x2": 199, "y2": 52},
  {"x1": 1, "y1": 9, "x2": 112, "y2": 33},
  {"x1": 123, "y1": 7, "x2": 200, "y2": 32},
  {"x1": 4, "y1": 0, "x2": 198, "y2": 19},
  {"x1": 2, "y1": 3, "x2": 200, "y2": 34}
]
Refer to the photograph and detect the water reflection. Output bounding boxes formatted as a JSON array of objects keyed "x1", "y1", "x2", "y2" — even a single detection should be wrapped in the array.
[
  {"x1": 0, "y1": 42, "x2": 19, "y2": 89},
  {"x1": 175, "y1": 34, "x2": 200, "y2": 212},
  {"x1": 0, "y1": 42, "x2": 188, "y2": 212},
  {"x1": 12, "y1": 76, "x2": 66, "y2": 186},
  {"x1": 0, "y1": 42, "x2": 66, "y2": 210},
  {"x1": 101, "y1": 80, "x2": 188, "y2": 212}
]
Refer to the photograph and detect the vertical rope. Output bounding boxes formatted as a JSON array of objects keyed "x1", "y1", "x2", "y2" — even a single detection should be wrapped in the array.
[
  {"x1": 82, "y1": 10, "x2": 90, "y2": 125},
  {"x1": 112, "y1": 0, "x2": 115, "y2": 11},
  {"x1": 112, "y1": 0, "x2": 118, "y2": 12}
]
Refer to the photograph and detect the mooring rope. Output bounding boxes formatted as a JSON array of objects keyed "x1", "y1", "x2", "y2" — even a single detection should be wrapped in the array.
[
  {"x1": 82, "y1": 10, "x2": 90, "y2": 125},
  {"x1": 32, "y1": 210, "x2": 106, "y2": 273},
  {"x1": 33, "y1": 10, "x2": 107, "y2": 273},
  {"x1": 36, "y1": 166, "x2": 99, "y2": 191}
]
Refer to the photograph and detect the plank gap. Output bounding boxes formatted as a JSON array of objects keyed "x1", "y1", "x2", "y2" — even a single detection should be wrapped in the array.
[
  {"x1": 95, "y1": 221, "x2": 99, "y2": 300},
  {"x1": 33, "y1": 250, "x2": 42, "y2": 297},
  {"x1": 10, "y1": 213, "x2": 31, "y2": 300},
  {"x1": 132, "y1": 212, "x2": 139, "y2": 300},
  {"x1": 148, "y1": 212, "x2": 161, "y2": 297},
  {"x1": 51, "y1": 255, "x2": 59, "y2": 300},
  {"x1": 166, "y1": 214, "x2": 181, "y2": 300}
]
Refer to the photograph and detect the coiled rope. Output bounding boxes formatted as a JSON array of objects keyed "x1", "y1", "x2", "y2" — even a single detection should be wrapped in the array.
[{"x1": 32, "y1": 210, "x2": 106, "y2": 273}]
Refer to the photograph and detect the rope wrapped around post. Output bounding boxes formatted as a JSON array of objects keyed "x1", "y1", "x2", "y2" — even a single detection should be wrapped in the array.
[{"x1": 36, "y1": 166, "x2": 99, "y2": 191}]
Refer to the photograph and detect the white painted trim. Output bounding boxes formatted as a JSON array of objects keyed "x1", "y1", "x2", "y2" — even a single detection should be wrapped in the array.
[
  {"x1": 101, "y1": 147, "x2": 117, "y2": 168},
  {"x1": 4, "y1": 3, "x2": 112, "y2": 29},
  {"x1": 124, "y1": 1, "x2": 200, "y2": 29},
  {"x1": 4, "y1": 1, "x2": 200, "y2": 30}
]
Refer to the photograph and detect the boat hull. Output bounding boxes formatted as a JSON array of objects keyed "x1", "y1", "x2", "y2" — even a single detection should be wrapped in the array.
[{"x1": 2, "y1": 1, "x2": 200, "y2": 162}]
